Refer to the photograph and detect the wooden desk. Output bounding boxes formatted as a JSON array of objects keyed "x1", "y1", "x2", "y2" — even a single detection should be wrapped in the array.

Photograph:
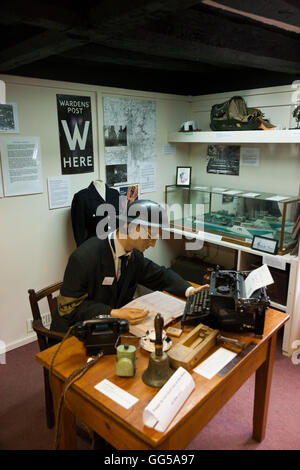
[{"x1": 36, "y1": 308, "x2": 288, "y2": 450}]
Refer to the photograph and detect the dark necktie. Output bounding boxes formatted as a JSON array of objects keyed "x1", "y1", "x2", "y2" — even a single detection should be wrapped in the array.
[
  {"x1": 110, "y1": 237, "x2": 128, "y2": 297},
  {"x1": 117, "y1": 255, "x2": 128, "y2": 297}
]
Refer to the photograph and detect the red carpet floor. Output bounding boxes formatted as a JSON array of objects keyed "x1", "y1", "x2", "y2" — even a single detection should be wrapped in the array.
[{"x1": 0, "y1": 329, "x2": 299, "y2": 450}]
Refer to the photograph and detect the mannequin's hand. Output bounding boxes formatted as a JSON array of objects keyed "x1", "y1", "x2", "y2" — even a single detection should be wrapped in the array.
[
  {"x1": 110, "y1": 307, "x2": 149, "y2": 325},
  {"x1": 186, "y1": 284, "x2": 210, "y2": 297}
]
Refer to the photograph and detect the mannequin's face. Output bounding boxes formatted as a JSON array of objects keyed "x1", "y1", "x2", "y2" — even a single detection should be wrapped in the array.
[{"x1": 125, "y1": 224, "x2": 158, "y2": 252}]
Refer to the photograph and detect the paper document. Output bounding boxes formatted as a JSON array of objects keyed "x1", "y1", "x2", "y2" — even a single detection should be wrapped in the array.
[
  {"x1": 143, "y1": 367, "x2": 195, "y2": 432},
  {"x1": 223, "y1": 190, "x2": 243, "y2": 195},
  {"x1": 126, "y1": 291, "x2": 186, "y2": 337},
  {"x1": 266, "y1": 195, "x2": 289, "y2": 201},
  {"x1": 94, "y1": 379, "x2": 139, "y2": 409},
  {"x1": 193, "y1": 347, "x2": 237, "y2": 379},
  {"x1": 245, "y1": 264, "x2": 274, "y2": 298},
  {"x1": 47, "y1": 176, "x2": 71, "y2": 209},
  {"x1": 242, "y1": 192, "x2": 260, "y2": 198},
  {"x1": 140, "y1": 161, "x2": 156, "y2": 194}
]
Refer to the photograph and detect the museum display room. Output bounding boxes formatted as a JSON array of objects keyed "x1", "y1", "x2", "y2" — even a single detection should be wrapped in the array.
[{"x1": 2, "y1": 75, "x2": 298, "y2": 353}]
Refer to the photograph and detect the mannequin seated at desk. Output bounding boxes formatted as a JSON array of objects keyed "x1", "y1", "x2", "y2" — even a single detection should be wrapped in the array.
[
  {"x1": 71, "y1": 180, "x2": 121, "y2": 247},
  {"x1": 51, "y1": 199, "x2": 209, "y2": 335}
]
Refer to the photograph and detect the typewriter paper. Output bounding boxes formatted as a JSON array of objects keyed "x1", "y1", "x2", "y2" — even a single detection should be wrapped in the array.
[
  {"x1": 245, "y1": 264, "x2": 274, "y2": 298},
  {"x1": 143, "y1": 367, "x2": 195, "y2": 432}
]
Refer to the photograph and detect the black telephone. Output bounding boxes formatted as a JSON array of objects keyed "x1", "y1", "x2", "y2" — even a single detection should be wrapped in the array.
[{"x1": 72, "y1": 315, "x2": 129, "y2": 356}]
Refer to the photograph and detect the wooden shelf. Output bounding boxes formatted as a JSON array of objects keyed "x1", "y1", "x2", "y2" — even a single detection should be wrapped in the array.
[{"x1": 168, "y1": 129, "x2": 300, "y2": 144}]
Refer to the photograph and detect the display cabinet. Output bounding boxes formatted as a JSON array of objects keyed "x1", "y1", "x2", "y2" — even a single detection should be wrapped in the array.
[{"x1": 165, "y1": 184, "x2": 300, "y2": 255}]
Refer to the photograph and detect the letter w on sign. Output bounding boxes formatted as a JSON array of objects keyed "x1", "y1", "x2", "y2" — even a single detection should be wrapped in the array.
[{"x1": 61, "y1": 120, "x2": 90, "y2": 150}]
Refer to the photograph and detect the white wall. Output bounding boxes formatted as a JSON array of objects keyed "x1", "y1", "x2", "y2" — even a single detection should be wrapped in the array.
[{"x1": 0, "y1": 74, "x2": 191, "y2": 351}]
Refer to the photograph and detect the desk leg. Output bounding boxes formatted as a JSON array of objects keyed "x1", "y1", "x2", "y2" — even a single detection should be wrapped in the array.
[
  {"x1": 252, "y1": 333, "x2": 277, "y2": 442},
  {"x1": 51, "y1": 375, "x2": 77, "y2": 450}
]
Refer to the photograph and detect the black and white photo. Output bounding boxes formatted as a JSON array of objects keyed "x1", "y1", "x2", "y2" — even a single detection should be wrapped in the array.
[
  {"x1": 207, "y1": 145, "x2": 240, "y2": 176},
  {"x1": 0, "y1": 103, "x2": 19, "y2": 133}
]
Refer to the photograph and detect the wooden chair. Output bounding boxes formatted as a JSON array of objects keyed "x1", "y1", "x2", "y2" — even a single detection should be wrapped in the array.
[{"x1": 28, "y1": 282, "x2": 64, "y2": 429}]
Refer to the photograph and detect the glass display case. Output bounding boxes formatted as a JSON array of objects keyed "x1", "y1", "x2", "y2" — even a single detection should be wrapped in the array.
[{"x1": 165, "y1": 184, "x2": 300, "y2": 254}]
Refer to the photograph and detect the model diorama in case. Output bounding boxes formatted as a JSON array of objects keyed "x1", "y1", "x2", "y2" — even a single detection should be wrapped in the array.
[{"x1": 165, "y1": 184, "x2": 300, "y2": 254}]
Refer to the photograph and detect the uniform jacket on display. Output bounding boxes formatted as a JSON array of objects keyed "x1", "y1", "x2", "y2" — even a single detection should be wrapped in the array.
[
  {"x1": 71, "y1": 182, "x2": 120, "y2": 246},
  {"x1": 50, "y1": 236, "x2": 191, "y2": 334}
]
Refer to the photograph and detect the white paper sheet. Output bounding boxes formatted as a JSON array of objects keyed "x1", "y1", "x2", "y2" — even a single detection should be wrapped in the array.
[
  {"x1": 223, "y1": 190, "x2": 243, "y2": 195},
  {"x1": 245, "y1": 264, "x2": 274, "y2": 298},
  {"x1": 193, "y1": 347, "x2": 237, "y2": 379},
  {"x1": 47, "y1": 176, "x2": 71, "y2": 209},
  {"x1": 0, "y1": 136, "x2": 43, "y2": 196},
  {"x1": 126, "y1": 291, "x2": 186, "y2": 337},
  {"x1": 162, "y1": 144, "x2": 176, "y2": 155},
  {"x1": 240, "y1": 147, "x2": 260, "y2": 166},
  {"x1": 266, "y1": 195, "x2": 289, "y2": 201},
  {"x1": 143, "y1": 367, "x2": 195, "y2": 432},
  {"x1": 0, "y1": 80, "x2": 5, "y2": 104},
  {"x1": 242, "y1": 192, "x2": 260, "y2": 198},
  {"x1": 94, "y1": 379, "x2": 139, "y2": 409},
  {"x1": 140, "y1": 161, "x2": 156, "y2": 193}
]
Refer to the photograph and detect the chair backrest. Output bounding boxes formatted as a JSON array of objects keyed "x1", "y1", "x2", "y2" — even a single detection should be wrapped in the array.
[{"x1": 28, "y1": 282, "x2": 63, "y2": 350}]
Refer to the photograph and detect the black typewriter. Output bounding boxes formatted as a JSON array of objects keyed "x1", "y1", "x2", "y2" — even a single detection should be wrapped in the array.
[{"x1": 181, "y1": 267, "x2": 270, "y2": 337}]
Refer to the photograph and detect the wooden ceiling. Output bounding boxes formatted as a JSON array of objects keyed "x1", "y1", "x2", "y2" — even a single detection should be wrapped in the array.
[{"x1": 1, "y1": 0, "x2": 300, "y2": 95}]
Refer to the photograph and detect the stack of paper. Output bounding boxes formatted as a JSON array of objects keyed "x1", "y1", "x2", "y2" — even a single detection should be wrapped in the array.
[{"x1": 124, "y1": 291, "x2": 186, "y2": 337}]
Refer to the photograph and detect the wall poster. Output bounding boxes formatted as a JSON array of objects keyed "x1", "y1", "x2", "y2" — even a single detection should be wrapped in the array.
[
  {"x1": 56, "y1": 95, "x2": 94, "y2": 174},
  {"x1": 103, "y1": 97, "x2": 156, "y2": 190}
]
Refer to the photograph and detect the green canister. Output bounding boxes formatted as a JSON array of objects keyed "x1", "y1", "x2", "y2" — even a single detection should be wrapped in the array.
[{"x1": 116, "y1": 343, "x2": 136, "y2": 377}]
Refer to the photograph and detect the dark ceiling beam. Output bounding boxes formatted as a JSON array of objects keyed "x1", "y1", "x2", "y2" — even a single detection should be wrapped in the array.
[
  {"x1": 88, "y1": 0, "x2": 203, "y2": 33},
  {"x1": 59, "y1": 43, "x2": 235, "y2": 74},
  {"x1": 0, "y1": 31, "x2": 88, "y2": 71},
  {"x1": 163, "y1": 8, "x2": 300, "y2": 63},
  {"x1": 90, "y1": 28, "x2": 300, "y2": 74},
  {"x1": 0, "y1": 2, "x2": 80, "y2": 31},
  {"x1": 201, "y1": 0, "x2": 300, "y2": 33}
]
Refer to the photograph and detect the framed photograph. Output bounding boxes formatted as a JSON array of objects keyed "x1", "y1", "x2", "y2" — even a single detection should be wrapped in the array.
[
  {"x1": 251, "y1": 235, "x2": 278, "y2": 255},
  {"x1": 0, "y1": 103, "x2": 19, "y2": 133},
  {"x1": 176, "y1": 166, "x2": 192, "y2": 187}
]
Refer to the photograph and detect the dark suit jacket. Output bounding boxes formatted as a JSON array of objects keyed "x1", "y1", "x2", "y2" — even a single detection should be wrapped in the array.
[
  {"x1": 71, "y1": 182, "x2": 120, "y2": 247},
  {"x1": 50, "y1": 236, "x2": 191, "y2": 334}
]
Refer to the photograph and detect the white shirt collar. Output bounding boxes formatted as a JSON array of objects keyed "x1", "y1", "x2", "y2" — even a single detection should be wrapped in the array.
[{"x1": 109, "y1": 231, "x2": 131, "y2": 258}]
